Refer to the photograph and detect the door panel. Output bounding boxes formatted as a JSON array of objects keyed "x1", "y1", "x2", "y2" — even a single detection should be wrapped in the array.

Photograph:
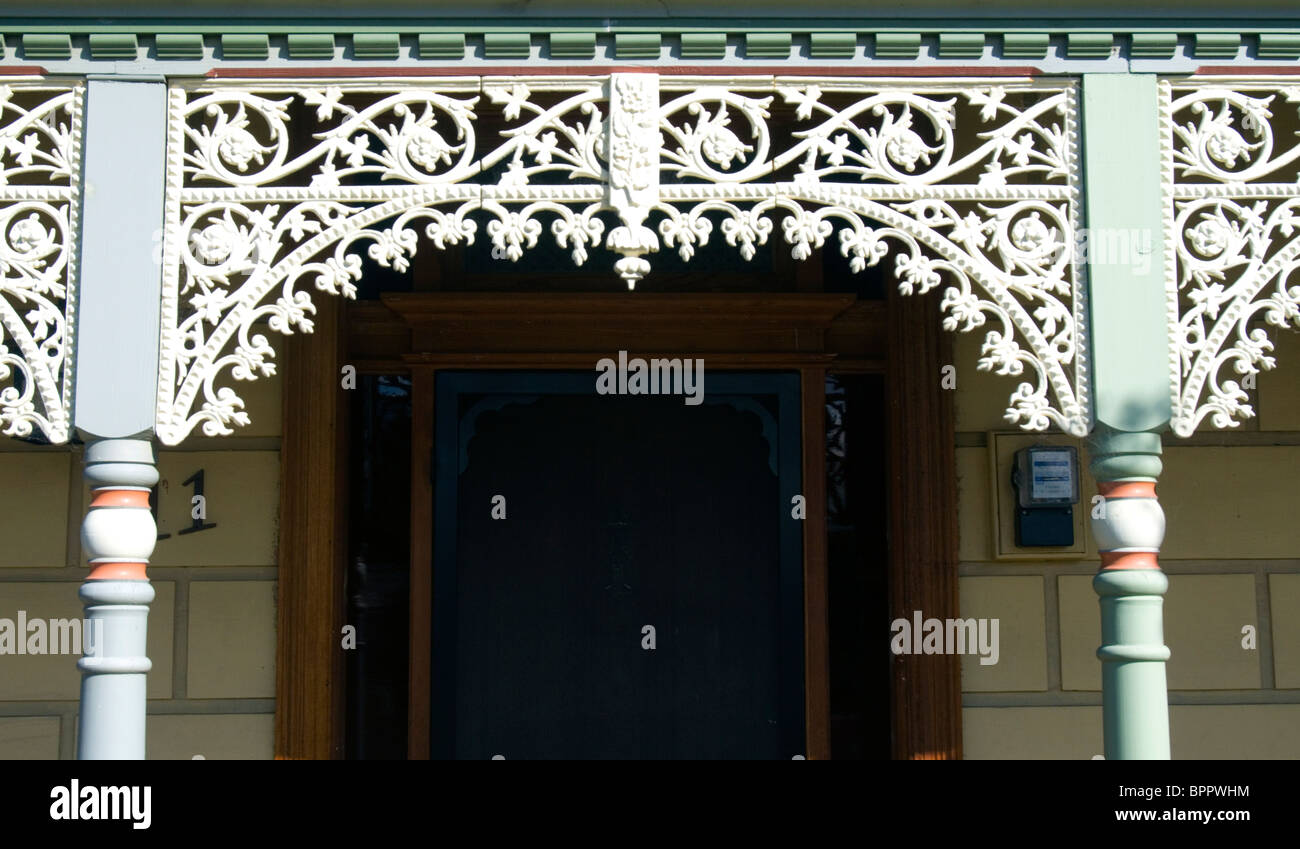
[{"x1": 432, "y1": 371, "x2": 803, "y2": 759}]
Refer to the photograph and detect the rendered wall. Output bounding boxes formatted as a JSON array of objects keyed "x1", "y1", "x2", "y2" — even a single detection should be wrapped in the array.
[
  {"x1": 3, "y1": 316, "x2": 1295, "y2": 759},
  {"x1": 954, "y1": 330, "x2": 1300, "y2": 760},
  {"x1": 0, "y1": 369, "x2": 281, "y2": 759}
]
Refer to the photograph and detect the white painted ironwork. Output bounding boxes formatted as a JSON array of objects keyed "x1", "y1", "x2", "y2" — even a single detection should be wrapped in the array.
[
  {"x1": 0, "y1": 82, "x2": 82, "y2": 444},
  {"x1": 1163, "y1": 78, "x2": 1300, "y2": 437},
  {"x1": 156, "y1": 75, "x2": 1090, "y2": 444}
]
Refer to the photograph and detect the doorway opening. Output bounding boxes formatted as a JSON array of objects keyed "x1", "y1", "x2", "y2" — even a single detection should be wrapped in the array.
[
  {"x1": 342, "y1": 366, "x2": 897, "y2": 758},
  {"x1": 293, "y1": 230, "x2": 959, "y2": 760},
  {"x1": 429, "y1": 371, "x2": 804, "y2": 759}
]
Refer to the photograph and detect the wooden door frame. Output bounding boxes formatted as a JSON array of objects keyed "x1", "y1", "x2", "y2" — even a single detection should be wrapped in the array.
[
  {"x1": 275, "y1": 294, "x2": 349, "y2": 760},
  {"x1": 390, "y1": 293, "x2": 847, "y2": 759},
  {"x1": 274, "y1": 290, "x2": 961, "y2": 760},
  {"x1": 885, "y1": 286, "x2": 962, "y2": 760}
]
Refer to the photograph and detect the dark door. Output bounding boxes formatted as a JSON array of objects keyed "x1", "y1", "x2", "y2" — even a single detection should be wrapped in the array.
[{"x1": 432, "y1": 371, "x2": 804, "y2": 759}]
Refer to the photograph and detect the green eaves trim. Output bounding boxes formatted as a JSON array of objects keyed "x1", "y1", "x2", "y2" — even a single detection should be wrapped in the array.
[
  {"x1": 939, "y1": 32, "x2": 984, "y2": 58},
  {"x1": 679, "y1": 32, "x2": 726, "y2": 58},
  {"x1": 156, "y1": 33, "x2": 204, "y2": 59},
  {"x1": 809, "y1": 32, "x2": 855, "y2": 58},
  {"x1": 1001, "y1": 33, "x2": 1049, "y2": 58},
  {"x1": 353, "y1": 32, "x2": 400, "y2": 59},
  {"x1": 23, "y1": 34, "x2": 72, "y2": 60},
  {"x1": 483, "y1": 32, "x2": 530, "y2": 58},
  {"x1": 6, "y1": 29, "x2": 1300, "y2": 64},
  {"x1": 1194, "y1": 32, "x2": 1241, "y2": 58},
  {"x1": 222, "y1": 33, "x2": 269, "y2": 59},
  {"x1": 549, "y1": 32, "x2": 595, "y2": 59},
  {"x1": 1067, "y1": 32, "x2": 1112, "y2": 57},
  {"x1": 745, "y1": 32, "x2": 791, "y2": 59},
  {"x1": 418, "y1": 33, "x2": 464, "y2": 59},
  {"x1": 1130, "y1": 32, "x2": 1177, "y2": 58},
  {"x1": 287, "y1": 33, "x2": 334, "y2": 58},
  {"x1": 874, "y1": 32, "x2": 920, "y2": 58},
  {"x1": 615, "y1": 33, "x2": 660, "y2": 58},
  {"x1": 1258, "y1": 33, "x2": 1300, "y2": 59},
  {"x1": 88, "y1": 33, "x2": 138, "y2": 60}
]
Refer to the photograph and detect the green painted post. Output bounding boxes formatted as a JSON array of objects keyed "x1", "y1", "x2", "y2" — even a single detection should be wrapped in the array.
[
  {"x1": 1081, "y1": 74, "x2": 1173, "y2": 759},
  {"x1": 1088, "y1": 428, "x2": 1171, "y2": 759}
]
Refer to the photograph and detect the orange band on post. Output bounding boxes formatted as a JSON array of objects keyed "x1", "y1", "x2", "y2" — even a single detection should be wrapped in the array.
[
  {"x1": 1097, "y1": 481, "x2": 1157, "y2": 498},
  {"x1": 87, "y1": 562, "x2": 148, "y2": 580},
  {"x1": 1100, "y1": 551, "x2": 1160, "y2": 570},
  {"x1": 89, "y1": 489, "x2": 152, "y2": 509}
]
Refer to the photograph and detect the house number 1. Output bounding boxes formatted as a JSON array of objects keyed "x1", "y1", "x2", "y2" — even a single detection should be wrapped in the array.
[{"x1": 151, "y1": 468, "x2": 218, "y2": 541}]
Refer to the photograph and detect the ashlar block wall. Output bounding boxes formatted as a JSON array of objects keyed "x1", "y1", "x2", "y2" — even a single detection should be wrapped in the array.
[
  {"x1": 956, "y1": 331, "x2": 1300, "y2": 759},
  {"x1": 0, "y1": 371, "x2": 282, "y2": 759}
]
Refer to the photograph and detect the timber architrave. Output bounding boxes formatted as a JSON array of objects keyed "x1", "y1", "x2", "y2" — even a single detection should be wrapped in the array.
[
  {"x1": 275, "y1": 294, "x2": 348, "y2": 760},
  {"x1": 887, "y1": 285, "x2": 961, "y2": 760}
]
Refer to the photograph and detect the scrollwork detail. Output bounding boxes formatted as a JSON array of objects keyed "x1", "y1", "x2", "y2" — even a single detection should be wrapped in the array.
[
  {"x1": 0, "y1": 83, "x2": 81, "y2": 444},
  {"x1": 1164, "y1": 79, "x2": 1300, "y2": 437},
  {"x1": 157, "y1": 76, "x2": 1089, "y2": 443}
]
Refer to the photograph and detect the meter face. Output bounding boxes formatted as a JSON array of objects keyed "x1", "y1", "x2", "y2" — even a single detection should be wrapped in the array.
[
  {"x1": 1011, "y1": 445, "x2": 1079, "y2": 546},
  {"x1": 1013, "y1": 445, "x2": 1079, "y2": 508},
  {"x1": 1029, "y1": 449, "x2": 1075, "y2": 502}
]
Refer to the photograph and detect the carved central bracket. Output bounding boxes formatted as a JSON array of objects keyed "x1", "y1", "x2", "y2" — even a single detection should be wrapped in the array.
[{"x1": 606, "y1": 74, "x2": 662, "y2": 287}]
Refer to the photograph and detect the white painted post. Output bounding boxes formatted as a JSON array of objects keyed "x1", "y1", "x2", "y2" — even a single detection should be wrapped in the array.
[
  {"x1": 77, "y1": 438, "x2": 158, "y2": 760},
  {"x1": 72, "y1": 78, "x2": 169, "y2": 759}
]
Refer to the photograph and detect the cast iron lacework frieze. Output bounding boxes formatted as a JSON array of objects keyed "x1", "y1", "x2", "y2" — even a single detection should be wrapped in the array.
[
  {"x1": 156, "y1": 75, "x2": 1090, "y2": 444},
  {"x1": 1163, "y1": 78, "x2": 1300, "y2": 437},
  {"x1": 0, "y1": 81, "x2": 81, "y2": 444}
]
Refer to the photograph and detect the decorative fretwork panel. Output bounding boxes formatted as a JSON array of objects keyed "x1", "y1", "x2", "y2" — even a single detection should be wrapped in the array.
[
  {"x1": 1163, "y1": 79, "x2": 1300, "y2": 437},
  {"x1": 0, "y1": 82, "x2": 82, "y2": 444},
  {"x1": 157, "y1": 76, "x2": 1090, "y2": 444}
]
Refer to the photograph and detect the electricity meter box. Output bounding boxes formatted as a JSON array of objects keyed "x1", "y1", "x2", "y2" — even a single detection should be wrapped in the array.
[{"x1": 1010, "y1": 445, "x2": 1080, "y2": 547}]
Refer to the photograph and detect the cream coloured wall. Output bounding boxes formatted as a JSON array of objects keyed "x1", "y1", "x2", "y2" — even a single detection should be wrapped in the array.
[
  {"x1": 2, "y1": 324, "x2": 1294, "y2": 759},
  {"x1": 953, "y1": 330, "x2": 1300, "y2": 760},
  {"x1": 0, "y1": 369, "x2": 282, "y2": 760}
]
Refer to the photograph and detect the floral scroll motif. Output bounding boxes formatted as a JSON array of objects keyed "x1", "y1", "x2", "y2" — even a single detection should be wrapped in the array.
[
  {"x1": 157, "y1": 76, "x2": 1090, "y2": 443},
  {"x1": 1163, "y1": 80, "x2": 1300, "y2": 436},
  {"x1": 0, "y1": 83, "x2": 82, "y2": 444}
]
